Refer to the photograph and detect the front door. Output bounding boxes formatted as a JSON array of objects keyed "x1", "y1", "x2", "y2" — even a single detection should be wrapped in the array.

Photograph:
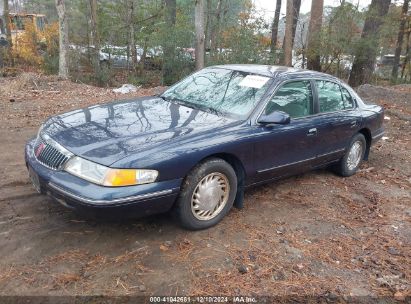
[{"x1": 252, "y1": 80, "x2": 320, "y2": 183}]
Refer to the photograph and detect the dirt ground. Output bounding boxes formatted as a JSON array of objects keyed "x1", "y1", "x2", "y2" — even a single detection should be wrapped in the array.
[{"x1": 0, "y1": 74, "x2": 410, "y2": 299}]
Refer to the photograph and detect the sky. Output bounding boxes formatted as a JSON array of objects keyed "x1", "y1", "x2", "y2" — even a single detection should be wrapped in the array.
[{"x1": 253, "y1": 0, "x2": 373, "y2": 21}]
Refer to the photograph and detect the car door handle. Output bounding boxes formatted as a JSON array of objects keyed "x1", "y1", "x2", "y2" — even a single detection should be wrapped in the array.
[
  {"x1": 307, "y1": 128, "x2": 317, "y2": 136},
  {"x1": 350, "y1": 120, "x2": 358, "y2": 128}
]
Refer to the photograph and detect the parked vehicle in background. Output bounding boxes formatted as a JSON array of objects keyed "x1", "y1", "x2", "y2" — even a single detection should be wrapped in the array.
[
  {"x1": 376, "y1": 54, "x2": 406, "y2": 79},
  {"x1": 177, "y1": 47, "x2": 195, "y2": 61},
  {"x1": 99, "y1": 45, "x2": 167, "y2": 70},
  {"x1": 100, "y1": 45, "x2": 142, "y2": 69},
  {"x1": 144, "y1": 46, "x2": 163, "y2": 69},
  {"x1": 69, "y1": 44, "x2": 142, "y2": 70},
  {"x1": 25, "y1": 65, "x2": 384, "y2": 230},
  {"x1": 68, "y1": 44, "x2": 195, "y2": 71}
]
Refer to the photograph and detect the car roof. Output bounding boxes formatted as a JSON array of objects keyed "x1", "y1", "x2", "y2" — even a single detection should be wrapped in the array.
[{"x1": 212, "y1": 64, "x2": 339, "y2": 82}]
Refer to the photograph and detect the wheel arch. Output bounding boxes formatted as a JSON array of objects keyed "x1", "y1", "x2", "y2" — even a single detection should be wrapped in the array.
[
  {"x1": 205, "y1": 153, "x2": 246, "y2": 182},
  {"x1": 196, "y1": 152, "x2": 247, "y2": 209},
  {"x1": 358, "y1": 128, "x2": 372, "y2": 160}
]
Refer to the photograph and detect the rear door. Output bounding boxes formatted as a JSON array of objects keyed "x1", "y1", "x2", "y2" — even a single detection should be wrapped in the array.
[
  {"x1": 312, "y1": 80, "x2": 362, "y2": 164},
  {"x1": 252, "y1": 80, "x2": 321, "y2": 182}
]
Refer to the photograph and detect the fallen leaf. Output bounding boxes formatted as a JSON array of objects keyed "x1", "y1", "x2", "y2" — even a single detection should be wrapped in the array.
[{"x1": 159, "y1": 245, "x2": 169, "y2": 252}]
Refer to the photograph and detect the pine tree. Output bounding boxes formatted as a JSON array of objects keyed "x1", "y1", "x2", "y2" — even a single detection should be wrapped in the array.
[
  {"x1": 391, "y1": 0, "x2": 409, "y2": 82},
  {"x1": 195, "y1": 0, "x2": 205, "y2": 70},
  {"x1": 349, "y1": 0, "x2": 391, "y2": 87},
  {"x1": 307, "y1": 0, "x2": 324, "y2": 71}
]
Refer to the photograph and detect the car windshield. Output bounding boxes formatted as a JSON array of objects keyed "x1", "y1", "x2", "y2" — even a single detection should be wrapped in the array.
[{"x1": 161, "y1": 67, "x2": 272, "y2": 119}]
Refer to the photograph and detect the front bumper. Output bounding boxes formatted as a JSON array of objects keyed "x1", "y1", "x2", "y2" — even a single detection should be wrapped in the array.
[{"x1": 25, "y1": 138, "x2": 181, "y2": 217}]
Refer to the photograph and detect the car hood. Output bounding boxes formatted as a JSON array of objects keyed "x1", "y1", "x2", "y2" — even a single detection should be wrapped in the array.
[{"x1": 42, "y1": 96, "x2": 237, "y2": 166}]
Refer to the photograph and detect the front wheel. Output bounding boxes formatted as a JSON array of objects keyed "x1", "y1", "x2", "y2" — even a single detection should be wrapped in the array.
[
  {"x1": 174, "y1": 158, "x2": 237, "y2": 230},
  {"x1": 335, "y1": 133, "x2": 366, "y2": 177}
]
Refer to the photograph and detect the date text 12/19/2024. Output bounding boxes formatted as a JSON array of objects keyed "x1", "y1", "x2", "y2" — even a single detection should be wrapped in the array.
[{"x1": 149, "y1": 296, "x2": 257, "y2": 303}]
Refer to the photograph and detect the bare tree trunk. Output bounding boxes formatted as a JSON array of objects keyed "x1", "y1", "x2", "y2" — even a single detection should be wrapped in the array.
[
  {"x1": 291, "y1": 0, "x2": 301, "y2": 47},
  {"x1": 283, "y1": 0, "x2": 294, "y2": 66},
  {"x1": 270, "y1": 0, "x2": 281, "y2": 57},
  {"x1": 3, "y1": 0, "x2": 13, "y2": 64},
  {"x1": 163, "y1": 0, "x2": 176, "y2": 85},
  {"x1": 391, "y1": 0, "x2": 409, "y2": 82},
  {"x1": 195, "y1": 0, "x2": 205, "y2": 70},
  {"x1": 205, "y1": 0, "x2": 211, "y2": 51},
  {"x1": 300, "y1": 22, "x2": 307, "y2": 68},
  {"x1": 55, "y1": 0, "x2": 68, "y2": 78},
  {"x1": 325, "y1": 2, "x2": 342, "y2": 68},
  {"x1": 306, "y1": 0, "x2": 323, "y2": 71},
  {"x1": 4, "y1": 0, "x2": 12, "y2": 46},
  {"x1": 89, "y1": 0, "x2": 100, "y2": 74},
  {"x1": 401, "y1": 22, "x2": 411, "y2": 79},
  {"x1": 349, "y1": 0, "x2": 391, "y2": 87},
  {"x1": 210, "y1": 0, "x2": 222, "y2": 54},
  {"x1": 282, "y1": 0, "x2": 301, "y2": 52},
  {"x1": 128, "y1": 0, "x2": 137, "y2": 71}
]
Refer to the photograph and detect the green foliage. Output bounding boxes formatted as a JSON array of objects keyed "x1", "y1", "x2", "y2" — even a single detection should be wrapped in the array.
[
  {"x1": 10, "y1": 0, "x2": 410, "y2": 85},
  {"x1": 155, "y1": 1, "x2": 195, "y2": 84},
  {"x1": 42, "y1": 52, "x2": 59, "y2": 74},
  {"x1": 207, "y1": 2, "x2": 271, "y2": 66},
  {"x1": 42, "y1": 22, "x2": 60, "y2": 74},
  {"x1": 379, "y1": 4, "x2": 403, "y2": 53},
  {"x1": 319, "y1": 3, "x2": 364, "y2": 77},
  {"x1": 213, "y1": 20, "x2": 266, "y2": 63},
  {"x1": 21, "y1": 0, "x2": 58, "y2": 22},
  {"x1": 94, "y1": 62, "x2": 113, "y2": 86}
]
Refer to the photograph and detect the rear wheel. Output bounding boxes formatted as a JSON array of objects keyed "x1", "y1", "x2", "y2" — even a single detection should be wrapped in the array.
[
  {"x1": 335, "y1": 133, "x2": 366, "y2": 177},
  {"x1": 174, "y1": 158, "x2": 237, "y2": 230}
]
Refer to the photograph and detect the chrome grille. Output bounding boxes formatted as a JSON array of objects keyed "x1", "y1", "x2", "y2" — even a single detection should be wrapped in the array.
[{"x1": 34, "y1": 136, "x2": 72, "y2": 170}]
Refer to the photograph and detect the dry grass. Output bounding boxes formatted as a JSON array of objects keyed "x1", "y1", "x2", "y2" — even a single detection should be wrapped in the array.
[
  {"x1": 53, "y1": 273, "x2": 81, "y2": 286},
  {"x1": 0, "y1": 72, "x2": 59, "y2": 97},
  {"x1": 0, "y1": 78, "x2": 410, "y2": 297}
]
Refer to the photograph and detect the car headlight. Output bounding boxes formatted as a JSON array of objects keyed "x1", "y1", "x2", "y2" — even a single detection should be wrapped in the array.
[{"x1": 64, "y1": 156, "x2": 158, "y2": 187}]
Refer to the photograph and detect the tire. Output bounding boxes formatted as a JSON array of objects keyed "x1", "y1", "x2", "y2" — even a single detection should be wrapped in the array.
[
  {"x1": 334, "y1": 133, "x2": 367, "y2": 177},
  {"x1": 174, "y1": 158, "x2": 237, "y2": 230}
]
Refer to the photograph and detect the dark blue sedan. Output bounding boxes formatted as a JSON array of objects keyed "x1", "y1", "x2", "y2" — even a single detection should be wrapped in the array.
[{"x1": 25, "y1": 65, "x2": 385, "y2": 230}]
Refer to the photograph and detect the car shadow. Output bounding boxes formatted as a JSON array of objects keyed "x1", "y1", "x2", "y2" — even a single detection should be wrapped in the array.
[{"x1": 43, "y1": 167, "x2": 338, "y2": 234}]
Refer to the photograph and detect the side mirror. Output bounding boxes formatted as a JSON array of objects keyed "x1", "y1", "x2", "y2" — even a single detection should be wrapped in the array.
[{"x1": 258, "y1": 111, "x2": 290, "y2": 126}]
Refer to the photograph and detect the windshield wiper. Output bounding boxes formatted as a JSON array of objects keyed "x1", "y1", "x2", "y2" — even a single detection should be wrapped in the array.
[
  {"x1": 159, "y1": 95, "x2": 186, "y2": 106},
  {"x1": 159, "y1": 95, "x2": 222, "y2": 116},
  {"x1": 158, "y1": 95, "x2": 169, "y2": 102},
  {"x1": 202, "y1": 106, "x2": 222, "y2": 116},
  {"x1": 182, "y1": 100, "x2": 223, "y2": 116}
]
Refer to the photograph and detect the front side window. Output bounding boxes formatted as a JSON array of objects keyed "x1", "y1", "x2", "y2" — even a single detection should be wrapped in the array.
[
  {"x1": 316, "y1": 80, "x2": 345, "y2": 113},
  {"x1": 264, "y1": 80, "x2": 313, "y2": 118},
  {"x1": 162, "y1": 68, "x2": 271, "y2": 118}
]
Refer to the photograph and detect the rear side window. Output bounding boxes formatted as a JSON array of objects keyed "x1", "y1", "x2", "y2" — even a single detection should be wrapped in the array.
[
  {"x1": 341, "y1": 87, "x2": 355, "y2": 109},
  {"x1": 265, "y1": 81, "x2": 313, "y2": 118},
  {"x1": 316, "y1": 80, "x2": 344, "y2": 113}
]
